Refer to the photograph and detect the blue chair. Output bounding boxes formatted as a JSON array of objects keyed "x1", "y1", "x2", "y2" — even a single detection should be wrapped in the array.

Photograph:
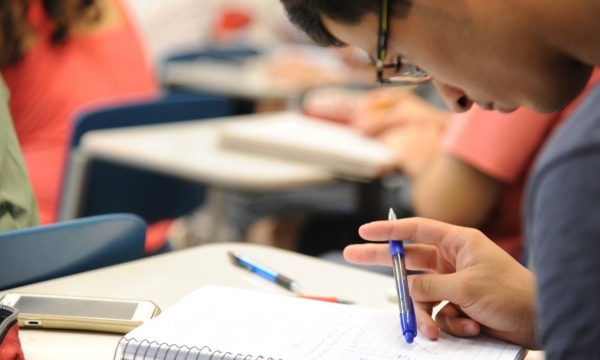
[
  {"x1": 165, "y1": 47, "x2": 260, "y2": 63},
  {"x1": 0, "y1": 214, "x2": 146, "y2": 291},
  {"x1": 60, "y1": 96, "x2": 232, "y2": 226},
  {"x1": 69, "y1": 94, "x2": 231, "y2": 148}
]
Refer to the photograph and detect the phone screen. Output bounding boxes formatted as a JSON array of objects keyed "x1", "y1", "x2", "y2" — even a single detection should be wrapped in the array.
[{"x1": 14, "y1": 296, "x2": 138, "y2": 320}]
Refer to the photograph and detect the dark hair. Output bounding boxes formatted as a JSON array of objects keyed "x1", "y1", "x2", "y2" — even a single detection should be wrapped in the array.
[
  {"x1": 0, "y1": 0, "x2": 29, "y2": 67},
  {"x1": 0, "y1": 0, "x2": 99, "y2": 68},
  {"x1": 280, "y1": 0, "x2": 409, "y2": 47},
  {"x1": 42, "y1": 0, "x2": 99, "y2": 44}
]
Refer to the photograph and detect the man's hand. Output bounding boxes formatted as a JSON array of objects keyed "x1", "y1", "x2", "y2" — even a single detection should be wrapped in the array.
[
  {"x1": 344, "y1": 217, "x2": 538, "y2": 349},
  {"x1": 377, "y1": 124, "x2": 441, "y2": 177},
  {"x1": 352, "y1": 89, "x2": 450, "y2": 136}
]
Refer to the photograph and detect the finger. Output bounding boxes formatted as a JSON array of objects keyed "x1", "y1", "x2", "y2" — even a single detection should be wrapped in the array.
[
  {"x1": 408, "y1": 273, "x2": 465, "y2": 306},
  {"x1": 405, "y1": 244, "x2": 438, "y2": 271},
  {"x1": 343, "y1": 244, "x2": 392, "y2": 266},
  {"x1": 413, "y1": 300, "x2": 439, "y2": 340},
  {"x1": 435, "y1": 303, "x2": 480, "y2": 337},
  {"x1": 359, "y1": 217, "x2": 473, "y2": 248},
  {"x1": 343, "y1": 243, "x2": 438, "y2": 271}
]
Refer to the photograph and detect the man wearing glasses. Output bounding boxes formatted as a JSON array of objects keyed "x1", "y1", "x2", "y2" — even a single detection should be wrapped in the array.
[{"x1": 279, "y1": 0, "x2": 600, "y2": 359}]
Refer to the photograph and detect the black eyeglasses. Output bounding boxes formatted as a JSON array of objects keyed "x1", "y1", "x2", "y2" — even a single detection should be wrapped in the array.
[{"x1": 376, "y1": 0, "x2": 431, "y2": 86}]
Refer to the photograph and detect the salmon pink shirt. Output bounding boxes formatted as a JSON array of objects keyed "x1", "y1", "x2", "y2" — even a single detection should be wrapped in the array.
[
  {"x1": 2, "y1": 0, "x2": 161, "y2": 250},
  {"x1": 441, "y1": 68, "x2": 600, "y2": 260}
]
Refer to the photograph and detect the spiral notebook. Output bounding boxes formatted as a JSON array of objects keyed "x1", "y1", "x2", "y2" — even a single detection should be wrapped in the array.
[
  {"x1": 219, "y1": 112, "x2": 396, "y2": 180},
  {"x1": 114, "y1": 285, "x2": 527, "y2": 360}
]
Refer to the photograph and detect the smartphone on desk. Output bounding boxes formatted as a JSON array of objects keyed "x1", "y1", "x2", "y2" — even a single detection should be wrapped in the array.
[{"x1": 0, "y1": 293, "x2": 160, "y2": 334}]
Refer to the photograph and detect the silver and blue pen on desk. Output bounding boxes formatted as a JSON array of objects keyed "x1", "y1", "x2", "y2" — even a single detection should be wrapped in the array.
[
  {"x1": 228, "y1": 251, "x2": 301, "y2": 293},
  {"x1": 227, "y1": 251, "x2": 354, "y2": 304},
  {"x1": 389, "y1": 208, "x2": 417, "y2": 343}
]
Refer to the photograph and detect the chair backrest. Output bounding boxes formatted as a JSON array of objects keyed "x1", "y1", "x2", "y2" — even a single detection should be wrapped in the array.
[
  {"x1": 163, "y1": 48, "x2": 261, "y2": 116},
  {"x1": 71, "y1": 96, "x2": 231, "y2": 147},
  {"x1": 164, "y1": 47, "x2": 260, "y2": 65},
  {"x1": 0, "y1": 214, "x2": 146, "y2": 291},
  {"x1": 62, "y1": 97, "x2": 231, "y2": 223}
]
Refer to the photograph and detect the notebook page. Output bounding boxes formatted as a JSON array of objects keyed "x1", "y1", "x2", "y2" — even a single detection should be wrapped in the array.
[{"x1": 120, "y1": 285, "x2": 524, "y2": 360}]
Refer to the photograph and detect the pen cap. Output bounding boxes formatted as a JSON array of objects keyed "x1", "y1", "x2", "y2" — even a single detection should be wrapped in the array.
[
  {"x1": 389, "y1": 240, "x2": 405, "y2": 257},
  {"x1": 401, "y1": 310, "x2": 417, "y2": 343}
]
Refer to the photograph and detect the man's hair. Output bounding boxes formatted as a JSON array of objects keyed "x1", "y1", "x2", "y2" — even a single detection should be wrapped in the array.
[
  {"x1": 280, "y1": 0, "x2": 409, "y2": 47},
  {"x1": 1, "y1": 0, "x2": 99, "y2": 68}
]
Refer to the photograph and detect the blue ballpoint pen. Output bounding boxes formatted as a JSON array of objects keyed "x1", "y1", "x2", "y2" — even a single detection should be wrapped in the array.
[
  {"x1": 228, "y1": 251, "x2": 301, "y2": 293},
  {"x1": 388, "y1": 208, "x2": 417, "y2": 343}
]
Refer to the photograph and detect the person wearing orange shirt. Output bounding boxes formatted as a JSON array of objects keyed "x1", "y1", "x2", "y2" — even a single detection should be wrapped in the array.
[
  {"x1": 246, "y1": 69, "x2": 600, "y2": 264},
  {"x1": 0, "y1": 0, "x2": 164, "y2": 252},
  {"x1": 354, "y1": 68, "x2": 600, "y2": 261}
]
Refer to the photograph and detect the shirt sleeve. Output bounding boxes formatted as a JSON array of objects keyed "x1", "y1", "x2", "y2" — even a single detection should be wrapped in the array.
[
  {"x1": 528, "y1": 150, "x2": 600, "y2": 359},
  {"x1": 441, "y1": 106, "x2": 561, "y2": 184}
]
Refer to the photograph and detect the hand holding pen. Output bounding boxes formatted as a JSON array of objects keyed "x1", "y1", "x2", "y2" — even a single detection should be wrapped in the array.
[
  {"x1": 228, "y1": 251, "x2": 354, "y2": 304},
  {"x1": 388, "y1": 208, "x2": 417, "y2": 343}
]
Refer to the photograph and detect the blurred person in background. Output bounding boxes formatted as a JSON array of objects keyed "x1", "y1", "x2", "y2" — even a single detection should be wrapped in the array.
[
  {"x1": 245, "y1": 68, "x2": 600, "y2": 263},
  {"x1": 123, "y1": 0, "x2": 372, "y2": 96},
  {"x1": 0, "y1": 5, "x2": 39, "y2": 230},
  {"x1": 0, "y1": 0, "x2": 162, "y2": 251},
  {"x1": 123, "y1": 0, "x2": 294, "y2": 65},
  {"x1": 0, "y1": 75, "x2": 38, "y2": 231}
]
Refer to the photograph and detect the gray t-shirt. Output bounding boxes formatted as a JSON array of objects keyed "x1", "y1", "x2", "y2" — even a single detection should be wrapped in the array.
[{"x1": 525, "y1": 84, "x2": 600, "y2": 359}]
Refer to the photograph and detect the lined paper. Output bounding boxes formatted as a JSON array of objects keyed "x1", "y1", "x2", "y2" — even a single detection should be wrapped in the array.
[{"x1": 117, "y1": 285, "x2": 525, "y2": 360}]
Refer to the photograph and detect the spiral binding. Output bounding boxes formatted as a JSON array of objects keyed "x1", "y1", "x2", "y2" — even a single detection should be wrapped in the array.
[{"x1": 114, "y1": 338, "x2": 281, "y2": 360}]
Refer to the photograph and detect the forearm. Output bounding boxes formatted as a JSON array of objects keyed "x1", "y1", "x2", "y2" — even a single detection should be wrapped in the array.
[{"x1": 410, "y1": 154, "x2": 502, "y2": 228}]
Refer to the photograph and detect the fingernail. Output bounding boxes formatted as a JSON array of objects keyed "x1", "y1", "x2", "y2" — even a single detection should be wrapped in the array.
[{"x1": 464, "y1": 323, "x2": 477, "y2": 335}]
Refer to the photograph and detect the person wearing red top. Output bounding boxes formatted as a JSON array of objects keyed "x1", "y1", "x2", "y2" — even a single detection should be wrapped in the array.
[
  {"x1": 352, "y1": 69, "x2": 600, "y2": 261},
  {"x1": 1, "y1": 0, "x2": 162, "y2": 251},
  {"x1": 437, "y1": 70, "x2": 600, "y2": 259},
  {"x1": 246, "y1": 69, "x2": 600, "y2": 262}
]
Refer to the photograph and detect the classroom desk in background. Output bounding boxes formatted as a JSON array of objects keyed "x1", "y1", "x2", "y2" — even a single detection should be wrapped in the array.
[
  {"x1": 162, "y1": 50, "x2": 373, "y2": 103},
  {"x1": 163, "y1": 59, "x2": 303, "y2": 101},
  {"x1": 59, "y1": 112, "x2": 335, "y2": 221},
  {"x1": 0, "y1": 242, "x2": 545, "y2": 360}
]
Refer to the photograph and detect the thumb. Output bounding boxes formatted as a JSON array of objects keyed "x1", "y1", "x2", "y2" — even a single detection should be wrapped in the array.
[{"x1": 408, "y1": 273, "x2": 474, "y2": 341}]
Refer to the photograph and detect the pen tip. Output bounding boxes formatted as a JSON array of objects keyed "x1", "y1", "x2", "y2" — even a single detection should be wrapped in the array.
[
  {"x1": 227, "y1": 251, "x2": 240, "y2": 265},
  {"x1": 388, "y1": 208, "x2": 397, "y2": 221},
  {"x1": 290, "y1": 283, "x2": 303, "y2": 294}
]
